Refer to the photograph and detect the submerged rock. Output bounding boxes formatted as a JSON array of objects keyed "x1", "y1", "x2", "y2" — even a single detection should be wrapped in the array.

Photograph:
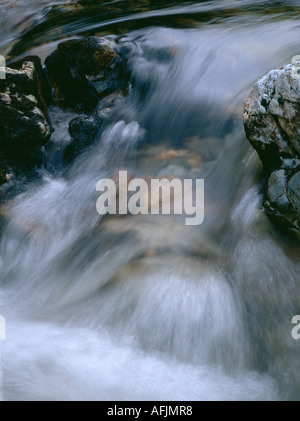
[
  {"x1": 64, "y1": 94, "x2": 124, "y2": 162},
  {"x1": 244, "y1": 61, "x2": 300, "y2": 233},
  {"x1": 45, "y1": 37, "x2": 129, "y2": 110},
  {"x1": 65, "y1": 107, "x2": 111, "y2": 162},
  {"x1": 45, "y1": 36, "x2": 131, "y2": 163},
  {"x1": 0, "y1": 56, "x2": 52, "y2": 184}
]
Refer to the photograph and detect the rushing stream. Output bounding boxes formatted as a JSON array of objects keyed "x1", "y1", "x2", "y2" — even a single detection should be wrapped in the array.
[{"x1": 1, "y1": 0, "x2": 300, "y2": 401}]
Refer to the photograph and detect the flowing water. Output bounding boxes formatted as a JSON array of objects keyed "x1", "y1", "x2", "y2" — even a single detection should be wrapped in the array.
[{"x1": 1, "y1": 0, "x2": 300, "y2": 401}]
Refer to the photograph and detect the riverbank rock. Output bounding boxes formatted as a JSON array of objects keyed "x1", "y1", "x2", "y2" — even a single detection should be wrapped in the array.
[
  {"x1": 244, "y1": 61, "x2": 300, "y2": 233},
  {"x1": 0, "y1": 56, "x2": 52, "y2": 185},
  {"x1": 45, "y1": 37, "x2": 129, "y2": 110},
  {"x1": 263, "y1": 167, "x2": 300, "y2": 232}
]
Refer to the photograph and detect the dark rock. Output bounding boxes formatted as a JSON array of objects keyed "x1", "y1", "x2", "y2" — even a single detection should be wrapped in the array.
[
  {"x1": 64, "y1": 106, "x2": 112, "y2": 162},
  {"x1": 45, "y1": 37, "x2": 129, "y2": 110},
  {"x1": 64, "y1": 94, "x2": 124, "y2": 163},
  {"x1": 264, "y1": 168, "x2": 300, "y2": 232},
  {"x1": 9, "y1": 55, "x2": 52, "y2": 113},
  {"x1": 0, "y1": 153, "x2": 12, "y2": 186},
  {"x1": 244, "y1": 60, "x2": 300, "y2": 233},
  {"x1": 0, "y1": 57, "x2": 52, "y2": 186}
]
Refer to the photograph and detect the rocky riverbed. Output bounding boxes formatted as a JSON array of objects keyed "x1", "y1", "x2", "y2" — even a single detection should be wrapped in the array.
[{"x1": 2, "y1": 35, "x2": 300, "y2": 239}]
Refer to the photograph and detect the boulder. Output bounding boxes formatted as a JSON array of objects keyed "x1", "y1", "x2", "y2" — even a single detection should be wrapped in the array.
[
  {"x1": 64, "y1": 107, "x2": 111, "y2": 162},
  {"x1": 244, "y1": 61, "x2": 300, "y2": 233},
  {"x1": 0, "y1": 56, "x2": 52, "y2": 183},
  {"x1": 45, "y1": 37, "x2": 129, "y2": 110},
  {"x1": 244, "y1": 62, "x2": 300, "y2": 172},
  {"x1": 64, "y1": 95, "x2": 123, "y2": 162}
]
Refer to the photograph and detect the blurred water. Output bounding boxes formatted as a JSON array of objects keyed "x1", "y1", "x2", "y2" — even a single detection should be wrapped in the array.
[{"x1": 0, "y1": 0, "x2": 300, "y2": 401}]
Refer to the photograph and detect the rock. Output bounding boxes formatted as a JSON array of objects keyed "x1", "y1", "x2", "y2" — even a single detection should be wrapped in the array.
[
  {"x1": 184, "y1": 136, "x2": 221, "y2": 163},
  {"x1": 244, "y1": 60, "x2": 300, "y2": 233},
  {"x1": 9, "y1": 55, "x2": 52, "y2": 114},
  {"x1": 157, "y1": 149, "x2": 187, "y2": 161},
  {"x1": 0, "y1": 56, "x2": 52, "y2": 180},
  {"x1": 244, "y1": 62, "x2": 300, "y2": 172},
  {"x1": 45, "y1": 37, "x2": 129, "y2": 110},
  {"x1": 0, "y1": 153, "x2": 12, "y2": 186},
  {"x1": 264, "y1": 168, "x2": 300, "y2": 232},
  {"x1": 64, "y1": 94, "x2": 124, "y2": 162},
  {"x1": 64, "y1": 108, "x2": 109, "y2": 162}
]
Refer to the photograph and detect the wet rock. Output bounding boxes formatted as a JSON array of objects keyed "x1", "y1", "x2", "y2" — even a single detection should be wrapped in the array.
[
  {"x1": 184, "y1": 136, "x2": 221, "y2": 163},
  {"x1": 157, "y1": 149, "x2": 187, "y2": 161},
  {"x1": 64, "y1": 105, "x2": 113, "y2": 162},
  {"x1": 45, "y1": 37, "x2": 129, "y2": 110},
  {"x1": 64, "y1": 94, "x2": 124, "y2": 162},
  {"x1": 0, "y1": 153, "x2": 12, "y2": 186},
  {"x1": 0, "y1": 56, "x2": 52, "y2": 184},
  {"x1": 264, "y1": 168, "x2": 300, "y2": 232},
  {"x1": 244, "y1": 62, "x2": 300, "y2": 172},
  {"x1": 244, "y1": 60, "x2": 300, "y2": 233}
]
